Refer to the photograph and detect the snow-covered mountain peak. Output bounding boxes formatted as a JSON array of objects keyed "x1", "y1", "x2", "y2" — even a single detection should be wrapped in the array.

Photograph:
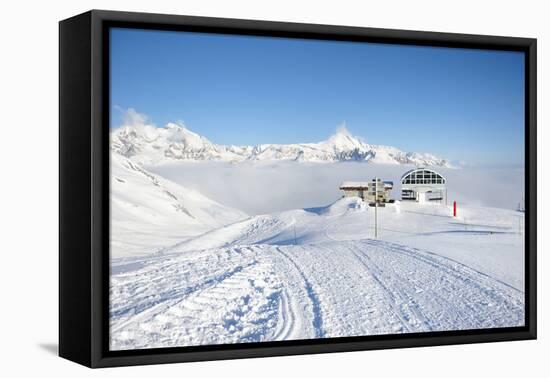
[
  {"x1": 112, "y1": 121, "x2": 220, "y2": 162},
  {"x1": 323, "y1": 124, "x2": 367, "y2": 151},
  {"x1": 162, "y1": 123, "x2": 214, "y2": 148}
]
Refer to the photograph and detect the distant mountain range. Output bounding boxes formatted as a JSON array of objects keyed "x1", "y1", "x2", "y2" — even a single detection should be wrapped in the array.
[{"x1": 111, "y1": 123, "x2": 453, "y2": 167}]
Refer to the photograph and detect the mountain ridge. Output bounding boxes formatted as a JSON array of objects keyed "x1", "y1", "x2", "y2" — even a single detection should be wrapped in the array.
[{"x1": 111, "y1": 122, "x2": 453, "y2": 167}]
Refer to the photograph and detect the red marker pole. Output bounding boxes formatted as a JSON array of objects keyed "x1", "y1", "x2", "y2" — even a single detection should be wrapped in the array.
[{"x1": 453, "y1": 201, "x2": 457, "y2": 217}]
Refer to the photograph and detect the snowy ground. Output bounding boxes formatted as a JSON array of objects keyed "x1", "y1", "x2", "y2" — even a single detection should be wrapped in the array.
[
  {"x1": 110, "y1": 197, "x2": 525, "y2": 350},
  {"x1": 110, "y1": 153, "x2": 246, "y2": 257}
]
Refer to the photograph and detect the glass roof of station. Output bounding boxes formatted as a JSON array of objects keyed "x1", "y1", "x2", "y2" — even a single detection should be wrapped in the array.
[{"x1": 401, "y1": 168, "x2": 446, "y2": 185}]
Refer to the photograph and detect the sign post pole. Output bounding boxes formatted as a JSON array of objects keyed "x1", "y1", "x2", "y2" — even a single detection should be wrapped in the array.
[{"x1": 375, "y1": 178, "x2": 378, "y2": 238}]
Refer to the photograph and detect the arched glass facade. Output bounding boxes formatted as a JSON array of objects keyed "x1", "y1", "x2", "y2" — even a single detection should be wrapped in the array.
[{"x1": 401, "y1": 169, "x2": 446, "y2": 185}]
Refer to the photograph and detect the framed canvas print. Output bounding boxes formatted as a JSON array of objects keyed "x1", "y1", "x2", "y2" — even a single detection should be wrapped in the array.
[{"x1": 59, "y1": 10, "x2": 537, "y2": 368}]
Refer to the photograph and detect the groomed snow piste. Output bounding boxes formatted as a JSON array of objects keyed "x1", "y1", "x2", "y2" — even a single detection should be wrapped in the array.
[{"x1": 110, "y1": 197, "x2": 525, "y2": 350}]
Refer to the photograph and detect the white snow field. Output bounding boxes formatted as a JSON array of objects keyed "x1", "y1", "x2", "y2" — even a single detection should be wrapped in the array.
[
  {"x1": 110, "y1": 197, "x2": 525, "y2": 350},
  {"x1": 110, "y1": 153, "x2": 247, "y2": 257},
  {"x1": 109, "y1": 116, "x2": 524, "y2": 350}
]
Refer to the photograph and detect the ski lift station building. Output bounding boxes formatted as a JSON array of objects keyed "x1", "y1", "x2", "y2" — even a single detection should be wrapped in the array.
[{"x1": 401, "y1": 168, "x2": 447, "y2": 204}]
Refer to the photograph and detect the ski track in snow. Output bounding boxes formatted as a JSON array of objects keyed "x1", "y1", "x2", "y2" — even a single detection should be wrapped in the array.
[{"x1": 110, "y1": 239, "x2": 525, "y2": 350}]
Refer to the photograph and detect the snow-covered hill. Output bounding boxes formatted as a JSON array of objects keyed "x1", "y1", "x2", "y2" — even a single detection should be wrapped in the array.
[
  {"x1": 111, "y1": 122, "x2": 452, "y2": 167},
  {"x1": 110, "y1": 198, "x2": 524, "y2": 349},
  {"x1": 110, "y1": 153, "x2": 247, "y2": 257}
]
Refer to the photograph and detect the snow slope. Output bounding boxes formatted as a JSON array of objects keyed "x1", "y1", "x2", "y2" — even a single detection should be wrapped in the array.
[
  {"x1": 111, "y1": 122, "x2": 452, "y2": 167},
  {"x1": 110, "y1": 152, "x2": 247, "y2": 257},
  {"x1": 110, "y1": 198, "x2": 524, "y2": 349}
]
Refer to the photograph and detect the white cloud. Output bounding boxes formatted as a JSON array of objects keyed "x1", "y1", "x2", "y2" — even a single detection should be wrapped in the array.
[
  {"x1": 335, "y1": 121, "x2": 349, "y2": 135},
  {"x1": 149, "y1": 161, "x2": 524, "y2": 215},
  {"x1": 121, "y1": 107, "x2": 150, "y2": 127}
]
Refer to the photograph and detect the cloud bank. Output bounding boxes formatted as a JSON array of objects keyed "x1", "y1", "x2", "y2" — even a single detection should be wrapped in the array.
[{"x1": 149, "y1": 161, "x2": 524, "y2": 215}]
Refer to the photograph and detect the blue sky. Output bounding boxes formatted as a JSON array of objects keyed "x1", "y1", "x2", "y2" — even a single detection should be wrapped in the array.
[{"x1": 110, "y1": 28, "x2": 525, "y2": 165}]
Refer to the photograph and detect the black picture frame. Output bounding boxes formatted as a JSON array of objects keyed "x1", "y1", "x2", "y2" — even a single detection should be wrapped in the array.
[{"x1": 59, "y1": 9, "x2": 537, "y2": 368}]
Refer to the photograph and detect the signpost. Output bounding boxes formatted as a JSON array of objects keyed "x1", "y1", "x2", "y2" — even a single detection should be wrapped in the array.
[
  {"x1": 374, "y1": 177, "x2": 379, "y2": 238},
  {"x1": 370, "y1": 177, "x2": 387, "y2": 238},
  {"x1": 374, "y1": 177, "x2": 378, "y2": 239}
]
